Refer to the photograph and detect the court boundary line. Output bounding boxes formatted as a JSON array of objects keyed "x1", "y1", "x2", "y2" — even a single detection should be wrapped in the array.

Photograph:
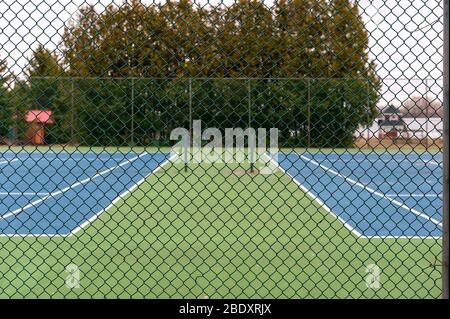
[
  {"x1": 0, "y1": 158, "x2": 20, "y2": 166},
  {"x1": 0, "y1": 152, "x2": 140, "y2": 163},
  {"x1": 0, "y1": 152, "x2": 150, "y2": 221},
  {"x1": 386, "y1": 193, "x2": 442, "y2": 198},
  {"x1": 300, "y1": 154, "x2": 443, "y2": 228},
  {"x1": 66, "y1": 152, "x2": 177, "y2": 237},
  {"x1": 310, "y1": 153, "x2": 443, "y2": 167},
  {"x1": 0, "y1": 152, "x2": 175, "y2": 237},
  {"x1": 262, "y1": 153, "x2": 363, "y2": 237},
  {"x1": 0, "y1": 192, "x2": 50, "y2": 196},
  {"x1": 266, "y1": 153, "x2": 441, "y2": 240},
  {"x1": 1, "y1": 151, "x2": 441, "y2": 240}
]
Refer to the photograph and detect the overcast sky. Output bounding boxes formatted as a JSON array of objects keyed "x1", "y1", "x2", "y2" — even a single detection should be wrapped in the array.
[{"x1": 0, "y1": 0, "x2": 444, "y2": 105}]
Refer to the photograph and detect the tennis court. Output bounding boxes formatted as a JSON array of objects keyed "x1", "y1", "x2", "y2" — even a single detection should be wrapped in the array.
[
  {"x1": 0, "y1": 148, "x2": 443, "y2": 298},
  {"x1": 272, "y1": 151, "x2": 443, "y2": 238},
  {"x1": 0, "y1": 150, "x2": 172, "y2": 235},
  {"x1": 1, "y1": 149, "x2": 442, "y2": 239}
]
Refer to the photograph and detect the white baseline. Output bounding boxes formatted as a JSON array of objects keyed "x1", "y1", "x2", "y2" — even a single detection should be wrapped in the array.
[
  {"x1": 299, "y1": 154, "x2": 442, "y2": 228},
  {"x1": 0, "y1": 152, "x2": 149, "y2": 221}
]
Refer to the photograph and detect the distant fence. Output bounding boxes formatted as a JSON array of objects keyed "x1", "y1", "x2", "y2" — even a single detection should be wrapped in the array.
[{"x1": 8, "y1": 77, "x2": 377, "y2": 148}]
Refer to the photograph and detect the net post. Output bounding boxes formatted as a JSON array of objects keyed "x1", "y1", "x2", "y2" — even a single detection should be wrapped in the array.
[
  {"x1": 70, "y1": 78, "x2": 75, "y2": 146},
  {"x1": 367, "y1": 79, "x2": 370, "y2": 149},
  {"x1": 186, "y1": 78, "x2": 192, "y2": 173},
  {"x1": 443, "y1": 0, "x2": 449, "y2": 300},
  {"x1": 131, "y1": 77, "x2": 135, "y2": 147},
  {"x1": 307, "y1": 78, "x2": 311, "y2": 148},
  {"x1": 12, "y1": 83, "x2": 18, "y2": 145},
  {"x1": 248, "y1": 79, "x2": 254, "y2": 173},
  {"x1": 425, "y1": 78, "x2": 429, "y2": 148}
]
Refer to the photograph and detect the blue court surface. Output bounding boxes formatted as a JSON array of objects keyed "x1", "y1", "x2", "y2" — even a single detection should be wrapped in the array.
[
  {"x1": 274, "y1": 151, "x2": 443, "y2": 238},
  {"x1": 1, "y1": 149, "x2": 443, "y2": 239},
  {"x1": 0, "y1": 151, "x2": 171, "y2": 236}
]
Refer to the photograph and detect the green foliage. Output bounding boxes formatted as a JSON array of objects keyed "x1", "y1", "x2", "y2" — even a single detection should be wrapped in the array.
[
  {"x1": 11, "y1": 46, "x2": 69, "y2": 144},
  {"x1": 0, "y1": 58, "x2": 11, "y2": 138},
  {"x1": 12, "y1": 0, "x2": 380, "y2": 147},
  {"x1": 27, "y1": 46, "x2": 64, "y2": 109}
]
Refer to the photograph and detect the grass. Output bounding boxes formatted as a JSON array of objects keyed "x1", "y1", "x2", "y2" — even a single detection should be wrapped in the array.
[{"x1": 0, "y1": 160, "x2": 442, "y2": 298}]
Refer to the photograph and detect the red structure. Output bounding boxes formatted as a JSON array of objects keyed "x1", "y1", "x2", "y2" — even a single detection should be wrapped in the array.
[{"x1": 25, "y1": 110, "x2": 55, "y2": 145}]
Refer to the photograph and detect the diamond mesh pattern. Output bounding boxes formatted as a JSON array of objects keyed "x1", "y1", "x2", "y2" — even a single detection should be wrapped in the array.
[{"x1": 0, "y1": 0, "x2": 445, "y2": 298}]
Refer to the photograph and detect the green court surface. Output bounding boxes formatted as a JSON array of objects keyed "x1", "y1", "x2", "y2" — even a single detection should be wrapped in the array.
[{"x1": 0, "y1": 160, "x2": 442, "y2": 298}]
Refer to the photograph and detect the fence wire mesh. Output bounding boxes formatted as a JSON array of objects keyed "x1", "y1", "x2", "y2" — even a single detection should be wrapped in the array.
[{"x1": 0, "y1": 0, "x2": 447, "y2": 298}]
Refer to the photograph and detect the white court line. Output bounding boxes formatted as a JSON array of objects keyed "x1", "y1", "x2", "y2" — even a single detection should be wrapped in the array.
[
  {"x1": 0, "y1": 153, "x2": 176, "y2": 237},
  {"x1": 0, "y1": 192, "x2": 50, "y2": 196},
  {"x1": 266, "y1": 153, "x2": 441, "y2": 239},
  {"x1": 0, "y1": 158, "x2": 20, "y2": 166},
  {"x1": 386, "y1": 193, "x2": 442, "y2": 198},
  {"x1": 1, "y1": 155, "x2": 122, "y2": 163},
  {"x1": 0, "y1": 149, "x2": 145, "y2": 161},
  {"x1": 299, "y1": 154, "x2": 443, "y2": 228},
  {"x1": 67, "y1": 153, "x2": 177, "y2": 236},
  {"x1": 423, "y1": 160, "x2": 440, "y2": 166},
  {"x1": 261, "y1": 153, "x2": 363, "y2": 237},
  {"x1": 320, "y1": 153, "x2": 442, "y2": 166},
  {"x1": 0, "y1": 152, "x2": 149, "y2": 221},
  {"x1": 414, "y1": 160, "x2": 441, "y2": 167},
  {"x1": 330, "y1": 158, "x2": 442, "y2": 167},
  {"x1": 321, "y1": 158, "x2": 390, "y2": 164}
]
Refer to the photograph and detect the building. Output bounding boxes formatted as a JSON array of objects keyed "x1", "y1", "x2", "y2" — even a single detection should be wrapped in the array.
[
  {"x1": 377, "y1": 105, "x2": 408, "y2": 139},
  {"x1": 356, "y1": 104, "x2": 443, "y2": 140},
  {"x1": 25, "y1": 110, "x2": 54, "y2": 145}
]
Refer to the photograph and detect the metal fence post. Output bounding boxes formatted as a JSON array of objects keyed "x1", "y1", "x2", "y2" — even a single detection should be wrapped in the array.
[
  {"x1": 12, "y1": 92, "x2": 18, "y2": 144},
  {"x1": 131, "y1": 77, "x2": 135, "y2": 146},
  {"x1": 71, "y1": 78, "x2": 75, "y2": 145},
  {"x1": 443, "y1": 0, "x2": 449, "y2": 301},
  {"x1": 307, "y1": 78, "x2": 311, "y2": 148},
  {"x1": 186, "y1": 78, "x2": 192, "y2": 173},
  {"x1": 366, "y1": 79, "x2": 370, "y2": 146},
  {"x1": 248, "y1": 79, "x2": 254, "y2": 173},
  {"x1": 425, "y1": 78, "x2": 429, "y2": 148}
]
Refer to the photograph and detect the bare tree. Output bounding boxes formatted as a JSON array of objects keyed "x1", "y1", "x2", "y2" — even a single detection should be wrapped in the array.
[{"x1": 401, "y1": 95, "x2": 443, "y2": 118}]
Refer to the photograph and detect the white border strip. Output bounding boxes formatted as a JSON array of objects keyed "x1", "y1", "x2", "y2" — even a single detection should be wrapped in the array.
[
  {"x1": 420, "y1": 160, "x2": 441, "y2": 166},
  {"x1": 0, "y1": 192, "x2": 50, "y2": 196},
  {"x1": 0, "y1": 153, "x2": 176, "y2": 237},
  {"x1": 0, "y1": 158, "x2": 20, "y2": 166},
  {"x1": 6, "y1": 154, "x2": 128, "y2": 161},
  {"x1": 264, "y1": 153, "x2": 442, "y2": 240},
  {"x1": 386, "y1": 193, "x2": 442, "y2": 198},
  {"x1": 0, "y1": 150, "x2": 152, "y2": 164}
]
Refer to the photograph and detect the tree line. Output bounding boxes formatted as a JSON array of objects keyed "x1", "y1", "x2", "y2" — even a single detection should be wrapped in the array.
[{"x1": 0, "y1": 0, "x2": 380, "y2": 147}]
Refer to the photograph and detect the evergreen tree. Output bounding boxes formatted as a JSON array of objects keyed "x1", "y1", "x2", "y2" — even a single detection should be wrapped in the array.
[
  {"x1": 214, "y1": 0, "x2": 274, "y2": 77},
  {"x1": 57, "y1": 0, "x2": 380, "y2": 147},
  {"x1": 26, "y1": 45, "x2": 64, "y2": 107},
  {"x1": 25, "y1": 45, "x2": 71, "y2": 144},
  {"x1": 0, "y1": 58, "x2": 11, "y2": 139},
  {"x1": 62, "y1": 4, "x2": 101, "y2": 77}
]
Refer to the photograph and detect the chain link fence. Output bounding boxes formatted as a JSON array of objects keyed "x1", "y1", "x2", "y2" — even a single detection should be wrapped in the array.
[{"x1": 0, "y1": 0, "x2": 447, "y2": 298}]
